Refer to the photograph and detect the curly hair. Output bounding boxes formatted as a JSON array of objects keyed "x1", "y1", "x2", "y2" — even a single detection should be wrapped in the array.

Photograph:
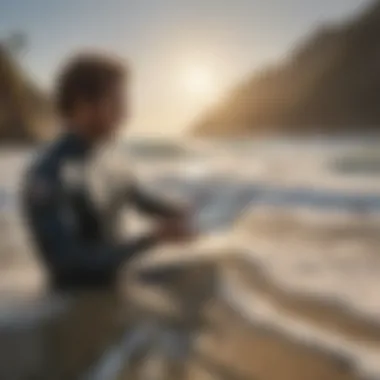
[{"x1": 56, "y1": 52, "x2": 127, "y2": 116}]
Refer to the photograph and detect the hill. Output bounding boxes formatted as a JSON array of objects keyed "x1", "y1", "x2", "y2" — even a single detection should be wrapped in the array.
[
  {"x1": 193, "y1": 0, "x2": 380, "y2": 137},
  {"x1": 0, "y1": 40, "x2": 52, "y2": 144}
]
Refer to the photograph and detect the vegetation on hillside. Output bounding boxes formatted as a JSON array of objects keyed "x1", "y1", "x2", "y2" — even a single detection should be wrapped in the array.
[
  {"x1": 194, "y1": 0, "x2": 380, "y2": 137},
  {"x1": 0, "y1": 33, "x2": 52, "y2": 144}
]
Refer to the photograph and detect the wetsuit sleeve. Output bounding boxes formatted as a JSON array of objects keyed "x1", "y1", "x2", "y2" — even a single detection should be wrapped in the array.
[{"x1": 23, "y1": 176, "x2": 158, "y2": 275}]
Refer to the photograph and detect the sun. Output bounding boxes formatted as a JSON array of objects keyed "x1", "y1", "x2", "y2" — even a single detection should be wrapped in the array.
[{"x1": 182, "y1": 65, "x2": 220, "y2": 104}]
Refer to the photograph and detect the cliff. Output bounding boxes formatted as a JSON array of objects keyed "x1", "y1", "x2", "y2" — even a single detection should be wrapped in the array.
[
  {"x1": 0, "y1": 42, "x2": 52, "y2": 144},
  {"x1": 193, "y1": 0, "x2": 380, "y2": 137}
]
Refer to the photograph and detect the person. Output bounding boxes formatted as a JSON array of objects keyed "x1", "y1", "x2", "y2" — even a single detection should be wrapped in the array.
[
  {"x1": 22, "y1": 52, "x2": 191, "y2": 292},
  {"x1": 21, "y1": 52, "x2": 193, "y2": 378}
]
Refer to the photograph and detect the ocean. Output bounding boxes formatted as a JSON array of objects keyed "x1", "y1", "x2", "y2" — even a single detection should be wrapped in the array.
[{"x1": 0, "y1": 136, "x2": 379, "y2": 379}]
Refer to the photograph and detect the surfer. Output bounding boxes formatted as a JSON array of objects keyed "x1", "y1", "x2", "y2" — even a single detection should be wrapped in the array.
[
  {"x1": 23, "y1": 52, "x2": 192, "y2": 291},
  {"x1": 21, "y1": 52, "x2": 193, "y2": 378}
]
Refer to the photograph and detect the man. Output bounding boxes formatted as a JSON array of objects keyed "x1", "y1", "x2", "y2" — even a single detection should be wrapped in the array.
[
  {"x1": 22, "y1": 53, "x2": 192, "y2": 378},
  {"x1": 23, "y1": 53, "x2": 191, "y2": 291}
]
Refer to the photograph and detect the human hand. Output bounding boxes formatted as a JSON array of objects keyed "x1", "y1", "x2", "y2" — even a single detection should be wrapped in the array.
[
  {"x1": 174, "y1": 205, "x2": 198, "y2": 241},
  {"x1": 156, "y1": 215, "x2": 196, "y2": 244}
]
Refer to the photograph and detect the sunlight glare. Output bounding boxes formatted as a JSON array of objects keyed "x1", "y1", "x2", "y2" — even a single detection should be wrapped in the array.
[{"x1": 182, "y1": 65, "x2": 220, "y2": 104}]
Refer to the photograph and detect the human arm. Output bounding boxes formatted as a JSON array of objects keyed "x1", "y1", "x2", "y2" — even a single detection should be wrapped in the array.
[{"x1": 22, "y1": 177, "x2": 159, "y2": 276}]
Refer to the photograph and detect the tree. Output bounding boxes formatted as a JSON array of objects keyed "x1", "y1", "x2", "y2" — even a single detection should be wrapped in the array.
[{"x1": 1, "y1": 31, "x2": 28, "y2": 58}]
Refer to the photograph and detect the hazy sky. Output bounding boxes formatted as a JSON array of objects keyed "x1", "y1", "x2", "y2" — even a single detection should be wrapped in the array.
[{"x1": 0, "y1": 0, "x2": 372, "y2": 136}]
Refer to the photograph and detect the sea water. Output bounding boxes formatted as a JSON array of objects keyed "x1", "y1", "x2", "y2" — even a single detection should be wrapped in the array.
[{"x1": 0, "y1": 136, "x2": 380, "y2": 377}]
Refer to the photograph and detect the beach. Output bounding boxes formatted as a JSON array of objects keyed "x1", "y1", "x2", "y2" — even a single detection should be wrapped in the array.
[{"x1": 0, "y1": 138, "x2": 379, "y2": 379}]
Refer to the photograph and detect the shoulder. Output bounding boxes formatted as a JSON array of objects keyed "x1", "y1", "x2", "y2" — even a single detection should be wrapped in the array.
[
  {"x1": 22, "y1": 137, "x2": 69, "y2": 206},
  {"x1": 27, "y1": 138, "x2": 68, "y2": 182}
]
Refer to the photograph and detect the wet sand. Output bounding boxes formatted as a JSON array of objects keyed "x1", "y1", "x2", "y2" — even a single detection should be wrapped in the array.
[
  {"x1": 0, "y1": 259, "x2": 376, "y2": 380},
  {"x1": 0, "y1": 237, "x2": 379, "y2": 379},
  {"x1": 227, "y1": 257, "x2": 380, "y2": 345},
  {"x1": 122, "y1": 254, "x2": 374, "y2": 380},
  {"x1": 189, "y1": 304, "x2": 360, "y2": 380}
]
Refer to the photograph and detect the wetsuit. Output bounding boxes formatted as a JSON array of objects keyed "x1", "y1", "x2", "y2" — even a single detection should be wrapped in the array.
[{"x1": 22, "y1": 131, "x2": 179, "y2": 291}]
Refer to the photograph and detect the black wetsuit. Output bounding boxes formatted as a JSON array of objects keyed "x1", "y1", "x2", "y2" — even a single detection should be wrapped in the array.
[{"x1": 22, "y1": 132, "x2": 178, "y2": 291}]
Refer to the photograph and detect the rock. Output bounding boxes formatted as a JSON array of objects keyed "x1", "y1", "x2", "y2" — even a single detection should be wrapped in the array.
[
  {"x1": 0, "y1": 43, "x2": 53, "y2": 144},
  {"x1": 193, "y1": 0, "x2": 380, "y2": 137}
]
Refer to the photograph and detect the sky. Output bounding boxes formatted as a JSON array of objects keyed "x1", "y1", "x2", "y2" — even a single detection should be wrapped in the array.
[{"x1": 0, "y1": 0, "x2": 373, "y2": 136}]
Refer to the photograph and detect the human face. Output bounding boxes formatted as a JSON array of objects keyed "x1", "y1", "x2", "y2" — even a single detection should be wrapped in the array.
[{"x1": 84, "y1": 82, "x2": 128, "y2": 140}]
